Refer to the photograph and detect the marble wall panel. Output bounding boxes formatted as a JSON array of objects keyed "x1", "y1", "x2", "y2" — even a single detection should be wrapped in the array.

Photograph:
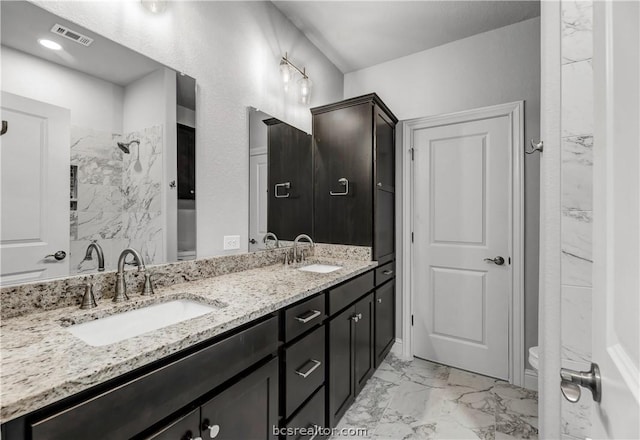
[
  {"x1": 560, "y1": 1, "x2": 593, "y2": 438},
  {"x1": 561, "y1": 61, "x2": 593, "y2": 138},
  {"x1": 561, "y1": 210, "x2": 593, "y2": 287},
  {"x1": 562, "y1": 1, "x2": 594, "y2": 64},
  {"x1": 562, "y1": 136, "x2": 593, "y2": 211}
]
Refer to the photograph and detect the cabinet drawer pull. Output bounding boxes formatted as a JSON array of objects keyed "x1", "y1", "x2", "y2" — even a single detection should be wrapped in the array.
[
  {"x1": 382, "y1": 270, "x2": 394, "y2": 275},
  {"x1": 295, "y1": 309, "x2": 321, "y2": 324},
  {"x1": 295, "y1": 359, "x2": 322, "y2": 378}
]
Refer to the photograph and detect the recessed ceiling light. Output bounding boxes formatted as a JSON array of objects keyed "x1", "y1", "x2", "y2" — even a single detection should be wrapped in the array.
[{"x1": 38, "y1": 39, "x2": 62, "y2": 51}]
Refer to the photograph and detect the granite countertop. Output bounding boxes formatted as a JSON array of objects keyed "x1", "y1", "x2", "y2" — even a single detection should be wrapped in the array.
[{"x1": 0, "y1": 257, "x2": 377, "y2": 424}]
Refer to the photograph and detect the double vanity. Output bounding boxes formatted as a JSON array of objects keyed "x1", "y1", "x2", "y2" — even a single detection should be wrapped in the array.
[{"x1": 0, "y1": 244, "x2": 396, "y2": 439}]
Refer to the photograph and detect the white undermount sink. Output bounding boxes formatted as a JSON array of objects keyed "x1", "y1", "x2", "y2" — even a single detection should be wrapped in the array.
[
  {"x1": 298, "y1": 264, "x2": 342, "y2": 274},
  {"x1": 67, "y1": 299, "x2": 216, "y2": 347}
]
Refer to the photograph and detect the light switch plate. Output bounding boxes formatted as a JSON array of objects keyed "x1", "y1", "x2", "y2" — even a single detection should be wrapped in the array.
[{"x1": 223, "y1": 235, "x2": 240, "y2": 250}]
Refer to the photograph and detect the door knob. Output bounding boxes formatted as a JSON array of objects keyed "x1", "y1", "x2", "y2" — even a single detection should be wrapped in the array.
[
  {"x1": 249, "y1": 238, "x2": 257, "y2": 244},
  {"x1": 45, "y1": 251, "x2": 67, "y2": 261},
  {"x1": 484, "y1": 256, "x2": 505, "y2": 265},
  {"x1": 560, "y1": 363, "x2": 601, "y2": 402}
]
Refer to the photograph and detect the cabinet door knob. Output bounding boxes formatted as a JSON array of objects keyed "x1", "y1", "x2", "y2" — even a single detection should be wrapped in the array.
[
  {"x1": 377, "y1": 298, "x2": 383, "y2": 304},
  {"x1": 202, "y1": 421, "x2": 220, "y2": 439}
]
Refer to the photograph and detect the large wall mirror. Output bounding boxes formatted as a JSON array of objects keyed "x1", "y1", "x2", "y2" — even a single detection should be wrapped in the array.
[
  {"x1": 0, "y1": 2, "x2": 197, "y2": 285},
  {"x1": 248, "y1": 107, "x2": 313, "y2": 252}
]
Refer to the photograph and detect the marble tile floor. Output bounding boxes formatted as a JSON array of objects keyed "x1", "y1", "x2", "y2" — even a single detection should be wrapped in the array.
[{"x1": 331, "y1": 352, "x2": 538, "y2": 440}]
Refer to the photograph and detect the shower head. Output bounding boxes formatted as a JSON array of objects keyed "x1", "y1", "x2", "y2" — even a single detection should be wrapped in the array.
[{"x1": 117, "y1": 140, "x2": 140, "y2": 154}]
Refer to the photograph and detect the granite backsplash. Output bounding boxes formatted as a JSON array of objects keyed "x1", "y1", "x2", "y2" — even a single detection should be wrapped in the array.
[{"x1": 0, "y1": 244, "x2": 371, "y2": 320}]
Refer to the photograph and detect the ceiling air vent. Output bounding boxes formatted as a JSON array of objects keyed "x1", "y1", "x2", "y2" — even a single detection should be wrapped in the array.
[{"x1": 50, "y1": 24, "x2": 94, "y2": 47}]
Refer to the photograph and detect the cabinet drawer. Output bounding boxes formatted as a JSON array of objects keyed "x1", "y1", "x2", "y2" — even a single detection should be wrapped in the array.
[
  {"x1": 285, "y1": 293, "x2": 325, "y2": 342},
  {"x1": 328, "y1": 271, "x2": 374, "y2": 315},
  {"x1": 285, "y1": 326, "x2": 325, "y2": 417},
  {"x1": 375, "y1": 262, "x2": 395, "y2": 286},
  {"x1": 144, "y1": 408, "x2": 200, "y2": 440},
  {"x1": 30, "y1": 316, "x2": 279, "y2": 440},
  {"x1": 286, "y1": 387, "x2": 326, "y2": 440}
]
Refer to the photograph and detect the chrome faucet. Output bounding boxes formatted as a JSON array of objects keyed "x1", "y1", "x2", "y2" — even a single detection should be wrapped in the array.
[
  {"x1": 263, "y1": 232, "x2": 280, "y2": 249},
  {"x1": 114, "y1": 248, "x2": 145, "y2": 302},
  {"x1": 293, "y1": 234, "x2": 314, "y2": 263},
  {"x1": 78, "y1": 240, "x2": 105, "y2": 272}
]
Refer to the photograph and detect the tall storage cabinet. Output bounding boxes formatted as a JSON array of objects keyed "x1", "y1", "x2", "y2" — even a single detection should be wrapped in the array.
[
  {"x1": 311, "y1": 93, "x2": 398, "y2": 264},
  {"x1": 265, "y1": 118, "x2": 313, "y2": 241}
]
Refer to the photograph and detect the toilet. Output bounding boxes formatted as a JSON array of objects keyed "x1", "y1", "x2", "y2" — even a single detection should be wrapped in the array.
[{"x1": 528, "y1": 346, "x2": 539, "y2": 371}]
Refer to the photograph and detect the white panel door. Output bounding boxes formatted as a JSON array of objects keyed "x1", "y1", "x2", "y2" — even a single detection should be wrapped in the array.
[
  {"x1": 1, "y1": 92, "x2": 70, "y2": 284},
  {"x1": 413, "y1": 115, "x2": 511, "y2": 379},
  {"x1": 249, "y1": 153, "x2": 268, "y2": 252},
  {"x1": 591, "y1": 1, "x2": 640, "y2": 437}
]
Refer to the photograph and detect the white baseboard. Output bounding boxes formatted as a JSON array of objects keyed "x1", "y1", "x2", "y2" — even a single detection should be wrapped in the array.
[
  {"x1": 390, "y1": 338, "x2": 413, "y2": 360},
  {"x1": 524, "y1": 368, "x2": 538, "y2": 391}
]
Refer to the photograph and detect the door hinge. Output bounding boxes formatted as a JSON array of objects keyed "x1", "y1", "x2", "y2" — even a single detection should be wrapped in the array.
[
  {"x1": 411, "y1": 232, "x2": 414, "y2": 243},
  {"x1": 411, "y1": 315, "x2": 414, "y2": 326},
  {"x1": 410, "y1": 147, "x2": 414, "y2": 161}
]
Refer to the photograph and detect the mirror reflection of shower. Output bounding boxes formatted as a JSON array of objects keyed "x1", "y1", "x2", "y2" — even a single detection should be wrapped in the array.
[
  {"x1": 117, "y1": 140, "x2": 143, "y2": 172},
  {"x1": 116, "y1": 139, "x2": 139, "y2": 154}
]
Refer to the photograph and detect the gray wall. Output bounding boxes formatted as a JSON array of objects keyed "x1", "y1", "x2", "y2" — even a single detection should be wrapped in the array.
[
  {"x1": 344, "y1": 17, "x2": 541, "y2": 367},
  {"x1": 35, "y1": 0, "x2": 345, "y2": 258}
]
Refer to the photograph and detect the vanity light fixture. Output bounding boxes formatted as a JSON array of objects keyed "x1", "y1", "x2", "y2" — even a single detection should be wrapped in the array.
[
  {"x1": 141, "y1": 0, "x2": 167, "y2": 14},
  {"x1": 279, "y1": 52, "x2": 313, "y2": 104},
  {"x1": 38, "y1": 38, "x2": 62, "y2": 51}
]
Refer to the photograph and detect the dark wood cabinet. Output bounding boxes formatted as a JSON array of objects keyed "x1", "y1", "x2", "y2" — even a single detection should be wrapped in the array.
[
  {"x1": 3, "y1": 270, "x2": 393, "y2": 440},
  {"x1": 285, "y1": 387, "x2": 325, "y2": 440},
  {"x1": 147, "y1": 358, "x2": 279, "y2": 440},
  {"x1": 145, "y1": 408, "x2": 200, "y2": 440},
  {"x1": 266, "y1": 118, "x2": 313, "y2": 241},
  {"x1": 284, "y1": 326, "x2": 325, "y2": 418},
  {"x1": 328, "y1": 292, "x2": 374, "y2": 428},
  {"x1": 200, "y1": 358, "x2": 279, "y2": 440},
  {"x1": 177, "y1": 123, "x2": 195, "y2": 200},
  {"x1": 21, "y1": 317, "x2": 279, "y2": 440},
  {"x1": 354, "y1": 293, "x2": 375, "y2": 394},
  {"x1": 311, "y1": 94, "x2": 397, "y2": 263},
  {"x1": 374, "y1": 280, "x2": 395, "y2": 367}
]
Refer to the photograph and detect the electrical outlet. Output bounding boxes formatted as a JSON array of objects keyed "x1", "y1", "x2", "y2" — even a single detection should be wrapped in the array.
[{"x1": 223, "y1": 235, "x2": 240, "y2": 250}]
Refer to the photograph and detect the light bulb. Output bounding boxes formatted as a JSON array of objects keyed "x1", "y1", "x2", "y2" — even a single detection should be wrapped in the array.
[
  {"x1": 141, "y1": 0, "x2": 167, "y2": 14},
  {"x1": 298, "y1": 76, "x2": 313, "y2": 104},
  {"x1": 280, "y1": 59, "x2": 292, "y2": 87}
]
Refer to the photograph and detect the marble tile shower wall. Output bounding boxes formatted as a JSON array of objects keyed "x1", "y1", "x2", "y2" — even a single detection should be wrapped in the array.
[
  {"x1": 560, "y1": 2, "x2": 593, "y2": 439},
  {"x1": 70, "y1": 126, "x2": 164, "y2": 274}
]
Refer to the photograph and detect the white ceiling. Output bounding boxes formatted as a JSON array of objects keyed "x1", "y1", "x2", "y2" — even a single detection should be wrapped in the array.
[
  {"x1": 272, "y1": 1, "x2": 540, "y2": 73},
  {"x1": 0, "y1": 1, "x2": 163, "y2": 87}
]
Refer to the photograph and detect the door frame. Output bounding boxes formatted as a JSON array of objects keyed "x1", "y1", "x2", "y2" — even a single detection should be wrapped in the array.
[{"x1": 401, "y1": 101, "x2": 525, "y2": 386}]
